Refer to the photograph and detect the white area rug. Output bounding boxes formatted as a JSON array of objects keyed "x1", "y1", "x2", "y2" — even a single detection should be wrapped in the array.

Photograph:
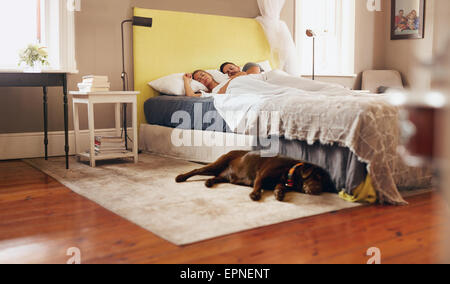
[{"x1": 25, "y1": 154, "x2": 361, "y2": 245}]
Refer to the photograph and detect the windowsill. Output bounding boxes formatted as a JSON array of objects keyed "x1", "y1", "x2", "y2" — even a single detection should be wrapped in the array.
[
  {"x1": 0, "y1": 68, "x2": 79, "y2": 74},
  {"x1": 301, "y1": 74, "x2": 358, "y2": 78}
]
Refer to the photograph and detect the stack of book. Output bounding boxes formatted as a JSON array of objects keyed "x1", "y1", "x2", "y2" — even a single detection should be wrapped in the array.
[
  {"x1": 94, "y1": 136, "x2": 127, "y2": 155},
  {"x1": 78, "y1": 75, "x2": 110, "y2": 92}
]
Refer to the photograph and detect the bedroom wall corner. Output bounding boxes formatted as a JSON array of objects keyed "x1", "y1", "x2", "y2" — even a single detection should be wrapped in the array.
[
  {"x1": 281, "y1": 0, "x2": 295, "y2": 37},
  {"x1": 353, "y1": 0, "x2": 387, "y2": 90},
  {"x1": 383, "y1": 0, "x2": 435, "y2": 89}
]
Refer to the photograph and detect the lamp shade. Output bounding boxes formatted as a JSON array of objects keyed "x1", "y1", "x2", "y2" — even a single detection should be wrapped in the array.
[
  {"x1": 132, "y1": 16, "x2": 153, "y2": 27},
  {"x1": 306, "y1": 29, "x2": 316, "y2": 37}
]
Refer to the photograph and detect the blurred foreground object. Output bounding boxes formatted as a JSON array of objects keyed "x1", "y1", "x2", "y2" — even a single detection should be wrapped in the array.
[
  {"x1": 387, "y1": 36, "x2": 450, "y2": 263},
  {"x1": 387, "y1": 34, "x2": 450, "y2": 169},
  {"x1": 431, "y1": 0, "x2": 450, "y2": 264},
  {"x1": 388, "y1": 88, "x2": 447, "y2": 167}
]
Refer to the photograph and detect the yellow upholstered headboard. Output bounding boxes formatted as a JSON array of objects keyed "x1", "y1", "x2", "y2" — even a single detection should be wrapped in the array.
[{"x1": 133, "y1": 7, "x2": 274, "y2": 127}]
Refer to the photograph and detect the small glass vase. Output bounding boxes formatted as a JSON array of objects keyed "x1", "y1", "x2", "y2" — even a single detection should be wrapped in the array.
[{"x1": 23, "y1": 62, "x2": 43, "y2": 73}]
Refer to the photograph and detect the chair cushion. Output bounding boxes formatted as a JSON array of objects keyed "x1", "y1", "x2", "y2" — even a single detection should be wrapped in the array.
[{"x1": 362, "y1": 70, "x2": 404, "y2": 93}]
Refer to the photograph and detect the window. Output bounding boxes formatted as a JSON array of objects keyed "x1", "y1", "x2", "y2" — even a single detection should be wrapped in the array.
[
  {"x1": 295, "y1": 0, "x2": 355, "y2": 76},
  {"x1": 0, "y1": 0, "x2": 77, "y2": 72}
]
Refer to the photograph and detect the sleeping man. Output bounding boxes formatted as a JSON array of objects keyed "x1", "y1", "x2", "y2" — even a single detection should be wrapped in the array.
[
  {"x1": 220, "y1": 62, "x2": 264, "y2": 77},
  {"x1": 219, "y1": 62, "x2": 342, "y2": 93}
]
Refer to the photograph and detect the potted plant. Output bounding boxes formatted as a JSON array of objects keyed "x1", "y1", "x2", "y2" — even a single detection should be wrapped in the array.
[{"x1": 18, "y1": 44, "x2": 49, "y2": 72}]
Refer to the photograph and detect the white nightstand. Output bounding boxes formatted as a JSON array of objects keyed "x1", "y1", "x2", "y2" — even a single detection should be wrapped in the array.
[{"x1": 70, "y1": 91, "x2": 139, "y2": 167}]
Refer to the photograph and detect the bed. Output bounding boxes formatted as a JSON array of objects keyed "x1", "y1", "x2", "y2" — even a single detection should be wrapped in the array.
[
  {"x1": 133, "y1": 8, "x2": 432, "y2": 204},
  {"x1": 143, "y1": 94, "x2": 368, "y2": 196}
]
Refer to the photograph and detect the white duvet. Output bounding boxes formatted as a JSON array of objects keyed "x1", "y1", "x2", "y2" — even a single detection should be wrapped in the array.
[{"x1": 212, "y1": 70, "x2": 432, "y2": 204}]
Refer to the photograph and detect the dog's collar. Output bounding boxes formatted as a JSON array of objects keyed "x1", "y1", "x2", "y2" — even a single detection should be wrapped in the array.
[{"x1": 285, "y1": 163, "x2": 304, "y2": 188}]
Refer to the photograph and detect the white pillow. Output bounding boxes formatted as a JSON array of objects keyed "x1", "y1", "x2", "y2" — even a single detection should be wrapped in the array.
[
  {"x1": 148, "y1": 73, "x2": 207, "y2": 96},
  {"x1": 257, "y1": 60, "x2": 272, "y2": 72},
  {"x1": 206, "y1": 69, "x2": 229, "y2": 83}
]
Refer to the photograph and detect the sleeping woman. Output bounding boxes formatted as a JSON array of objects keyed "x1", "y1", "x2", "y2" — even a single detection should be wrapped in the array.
[
  {"x1": 183, "y1": 70, "x2": 246, "y2": 97},
  {"x1": 184, "y1": 69, "x2": 350, "y2": 97}
]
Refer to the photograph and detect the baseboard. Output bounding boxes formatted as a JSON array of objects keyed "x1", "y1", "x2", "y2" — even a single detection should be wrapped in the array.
[{"x1": 0, "y1": 128, "x2": 133, "y2": 160}]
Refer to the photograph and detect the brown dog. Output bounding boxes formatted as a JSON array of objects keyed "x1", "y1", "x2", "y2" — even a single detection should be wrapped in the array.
[{"x1": 175, "y1": 151, "x2": 335, "y2": 201}]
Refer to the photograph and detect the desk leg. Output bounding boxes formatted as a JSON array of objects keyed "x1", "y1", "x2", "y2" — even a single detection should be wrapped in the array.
[
  {"x1": 115, "y1": 103, "x2": 121, "y2": 137},
  {"x1": 88, "y1": 102, "x2": 96, "y2": 168},
  {"x1": 123, "y1": 104, "x2": 128, "y2": 150},
  {"x1": 132, "y1": 99, "x2": 138, "y2": 164},
  {"x1": 43, "y1": 86, "x2": 48, "y2": 160},
  {"x1": 63, "y1": 75, "x2": 69, "y2": 169},
  {"x1": 73, "y1": 103, "x2": 80, "y2": 161}
]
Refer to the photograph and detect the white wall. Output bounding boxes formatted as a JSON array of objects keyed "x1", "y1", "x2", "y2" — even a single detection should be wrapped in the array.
[{"x1": 384, "y1": 0, "x2": 435, "y2": 89}]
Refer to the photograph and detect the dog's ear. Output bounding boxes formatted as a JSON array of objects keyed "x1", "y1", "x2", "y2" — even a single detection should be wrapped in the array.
[{"x1": 300, "y1": 164, "x2": 315, "y2": 180}]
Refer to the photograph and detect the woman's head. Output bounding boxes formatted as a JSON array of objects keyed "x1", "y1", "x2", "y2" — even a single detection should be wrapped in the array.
[{"x1": 192, "y1": 70, "x2": 215, "y2": 87}]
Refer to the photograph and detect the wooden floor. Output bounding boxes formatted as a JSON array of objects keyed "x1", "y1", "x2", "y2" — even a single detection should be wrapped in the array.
[{"x1": 0, "y1": 160, "x2": 449, "y2": 264}]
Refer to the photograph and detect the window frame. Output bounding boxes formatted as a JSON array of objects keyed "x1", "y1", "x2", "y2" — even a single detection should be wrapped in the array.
[
  {"x1": 295, "y1": 0, "x2": 356, "y2": 77},
  {"x1": 0, "y1": 0, "x2": 77, "y2": 73},
  {"x1": 41, "y1": 0, "x2": 78, "y2": 73}
]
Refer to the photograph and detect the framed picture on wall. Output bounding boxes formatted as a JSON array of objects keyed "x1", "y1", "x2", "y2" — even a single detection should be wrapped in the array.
[{"x1": 391, "y1": 0, "x2": 426, "y2": 40}]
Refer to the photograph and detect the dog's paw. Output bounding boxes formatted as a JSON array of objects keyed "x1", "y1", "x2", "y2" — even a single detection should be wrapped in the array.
[
  {"x1": 175, "y1": 175, "x2": 187, "y2": 183},
  {"x1": 250, "y1": 192, "x2": 262, "y2": 201},
  {"x1": 205, "y1": 179, "x2": 215, "y2": 188},
  {"x1": 274, "y1": 189, "x2": 285, "y2": 202}
]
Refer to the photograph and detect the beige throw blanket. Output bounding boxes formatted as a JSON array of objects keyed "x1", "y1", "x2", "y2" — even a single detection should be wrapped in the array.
[{"x1": 213, "y1": 73, "x2": 432, "y2": 204}]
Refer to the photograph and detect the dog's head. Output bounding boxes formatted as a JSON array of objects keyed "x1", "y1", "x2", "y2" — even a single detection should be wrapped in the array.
[{"x1": 285, "y1": 163, "x2": 326, "y2": 195}]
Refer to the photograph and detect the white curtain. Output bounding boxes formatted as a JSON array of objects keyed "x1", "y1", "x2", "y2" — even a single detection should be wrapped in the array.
[
  {"x1": 256, "y1": 0, "x2": 301, "y2": 76},
  {"x1": 46, "y1": 0, "x2": 77, "y2": 72}
]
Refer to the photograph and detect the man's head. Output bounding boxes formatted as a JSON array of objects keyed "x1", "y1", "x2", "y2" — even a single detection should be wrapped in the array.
[
  {"x1": 399, "y1": 9, "x2": 404, "y2": 16},
  {"x1": 242, "y1": 62, "x2": 264, "y2": 75},
  {"x1": 220, "y1": 62, "x2": 241, "y2": 77}
]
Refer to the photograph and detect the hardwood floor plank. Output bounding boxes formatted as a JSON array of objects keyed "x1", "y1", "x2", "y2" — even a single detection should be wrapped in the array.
[{"x1": 0, "y1": 160, "x2": 448, "y2": 264}]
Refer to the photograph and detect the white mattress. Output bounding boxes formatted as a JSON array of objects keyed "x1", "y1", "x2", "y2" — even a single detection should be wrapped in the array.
[{"x1": 139, "y1": 124, "x2": 256, "y2": 163}]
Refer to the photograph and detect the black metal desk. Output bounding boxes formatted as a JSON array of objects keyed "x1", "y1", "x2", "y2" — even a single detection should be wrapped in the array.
[{"x1": 0, "y1": 72, "x2": 70, "y2": 169}]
